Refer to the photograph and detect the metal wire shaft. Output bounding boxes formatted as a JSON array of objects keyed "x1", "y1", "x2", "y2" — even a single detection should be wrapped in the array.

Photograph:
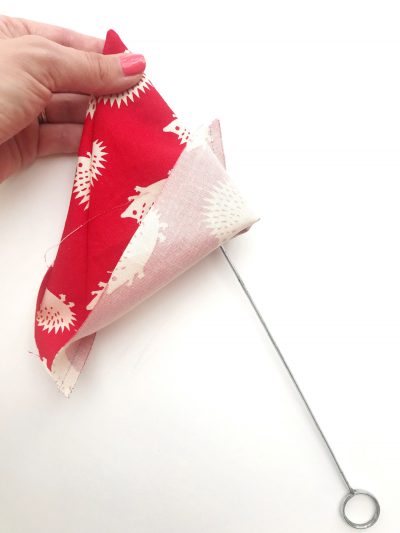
[{"x1": 219, "y1": 245, "x2": 380, "y2": 529}]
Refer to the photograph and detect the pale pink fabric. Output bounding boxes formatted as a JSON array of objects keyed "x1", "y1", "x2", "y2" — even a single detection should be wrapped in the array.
[{"x1": 45, "y1": 120, "x2": 258, "y2": 396}]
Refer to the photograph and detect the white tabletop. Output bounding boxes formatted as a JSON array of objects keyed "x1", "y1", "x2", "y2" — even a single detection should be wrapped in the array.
[{"x1": 1, "y1": 2, "x2": 399, "y2": 532}]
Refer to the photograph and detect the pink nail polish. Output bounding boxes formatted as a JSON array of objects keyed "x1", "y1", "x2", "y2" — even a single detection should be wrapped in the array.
[{"x1": 120, "y1": 53, "x2": 146, "y2": 76}]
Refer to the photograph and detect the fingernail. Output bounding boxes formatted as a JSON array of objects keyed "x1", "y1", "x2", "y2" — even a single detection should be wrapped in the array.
[{"x1": 120, "y1": 53, "x2": 146, "y2": 76}]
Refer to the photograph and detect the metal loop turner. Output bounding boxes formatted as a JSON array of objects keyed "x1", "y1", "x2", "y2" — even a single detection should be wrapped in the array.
[{"x1": 220, "y1": 245, "x2": 380, "y2": 529}]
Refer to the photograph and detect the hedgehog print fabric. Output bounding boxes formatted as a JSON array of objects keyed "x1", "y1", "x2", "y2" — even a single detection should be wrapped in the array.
[{"x1": 34, "y1": 29, "x2": 258, "y2": 397}]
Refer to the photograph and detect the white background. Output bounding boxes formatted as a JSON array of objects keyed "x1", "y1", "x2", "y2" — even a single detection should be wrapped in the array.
[{"x1": 0, "y1": 1, "x2": 399, "y2": 532}]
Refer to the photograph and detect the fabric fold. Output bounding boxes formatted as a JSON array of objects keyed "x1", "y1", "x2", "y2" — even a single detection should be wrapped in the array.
[{"x1": 34, "y1": 30, "x2": 258, "y2": 396}]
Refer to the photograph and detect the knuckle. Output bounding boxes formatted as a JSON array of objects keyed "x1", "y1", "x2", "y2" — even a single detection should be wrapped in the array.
[
  {"x1": 19, "y1": 34, "x2": 48, "y2": 48},
  {"x1": 0, "y1": 14, "x2": 12, "y2": 31},
  {"x1": 15, "y1": 35, "x2": 54, "y2": 64},
  {"x1": 12, "y1": 35, "x2": 56, "y2": 88},
  {"x1": 0, "y1": 15, "x2": 19, "y2": 38},
  {"x1": 86, "y1": 52, "x2": 110, "y2": 85}
]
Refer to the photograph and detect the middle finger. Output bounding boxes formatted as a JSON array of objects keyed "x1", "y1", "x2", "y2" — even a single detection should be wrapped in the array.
[{"x1": 45, "y1": 93, "x2": 90, "y2": 124}]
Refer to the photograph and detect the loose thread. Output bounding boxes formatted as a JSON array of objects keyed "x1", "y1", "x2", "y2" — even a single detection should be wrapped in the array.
[
  {"x1": 44, "y1": 199, "x2": 133, "y2": 267},
  {"x1": 28, "y1": 350, "x2": 41, "y2": 359}
]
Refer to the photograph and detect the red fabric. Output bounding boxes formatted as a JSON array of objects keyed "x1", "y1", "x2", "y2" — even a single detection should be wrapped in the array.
[{"x1": 35, "y1": 30, "x2": 185, "y2": 368}]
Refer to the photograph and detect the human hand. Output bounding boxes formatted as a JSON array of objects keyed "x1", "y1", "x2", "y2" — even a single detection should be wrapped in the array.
[{"x1": 0, "y1": 15, "x2": 146, "y2": 182}]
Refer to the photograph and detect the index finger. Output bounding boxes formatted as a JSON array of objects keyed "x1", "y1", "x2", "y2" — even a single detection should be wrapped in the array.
[{"x1": 11, "y1": 16, "x2": 105, "y2": 52}]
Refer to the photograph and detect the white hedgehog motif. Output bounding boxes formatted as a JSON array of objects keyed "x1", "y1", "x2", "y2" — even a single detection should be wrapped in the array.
[
  {"x1": 203, "y1": 179, "x2": 253, "y2": 242},
  {"x1": 97, "y1": 75, "x2": 152, "y2": 108},
  {"x1": 36, "y1": 289, "x2": 76, "y2": 334},
  {"x1": 107, "y1": 208, "x2": 167, "y2": 294},
  {"x1": 86, "y1": 281, "x2": 107, "y2": 311},
  {"x1": 86, "y1": 95, "x2": 97, "y2": 119},
  {"x1": 121, "y1": 179, "x2": 167, "y2": 223},
  {"x1": 163, "y1": 117, "x2": 191, "y2": 144},
  {"x1": 163, "y1": 117, "x2": 210, "y2": 151},
  {"x1": 73, "y1": 139, "x2": 107, "y2": 210}
]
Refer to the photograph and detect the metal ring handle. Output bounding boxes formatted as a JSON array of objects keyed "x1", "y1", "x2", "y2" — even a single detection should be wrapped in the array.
[{"x1": 340, "y1": 489, "x2": 380, "y2": 529}]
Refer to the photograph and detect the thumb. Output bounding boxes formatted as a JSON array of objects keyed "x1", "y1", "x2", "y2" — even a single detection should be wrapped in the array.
[{"x1": 19, "y1": 35, "x2": 146, "y2": 95}]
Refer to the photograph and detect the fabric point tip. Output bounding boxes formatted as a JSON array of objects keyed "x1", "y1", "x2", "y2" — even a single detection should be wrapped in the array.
[{"x1": 103, "y1": 29, "x2": 128, "y2": 55}]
